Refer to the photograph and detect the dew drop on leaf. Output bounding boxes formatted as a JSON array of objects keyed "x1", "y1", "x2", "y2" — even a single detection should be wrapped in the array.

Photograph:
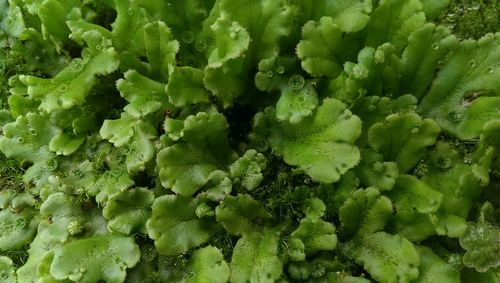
[
  {"x1": 266, "y1": 71, "x2": 274, "y2": 78},
  {"x1": 276, "y1": 66, "x2": 285, "y2": 74},
  {"x1": 289, "y1": 75, "x2": 305, "y2": 90},
  {"x1": 46, "y1": 159, "x2": 58, "y2": 171},
  {"x1": 431, "y1": 43, "x2": 440, "y2": 50},
  {"x1": 15, "y1": 217, "x2": 26, "y2": 228},
  {"x1": 468, "y1": 59, "x2": 476, "y2": 68},
  {"x1": 16, "y1": 137, "x2": 24, "y2": 144},
  {"x1": 58, "y1": 84, "x2": 68, "y2": 92},
  {"x1": 29, "y1": 128, "x2": 37, "y2": 135}
]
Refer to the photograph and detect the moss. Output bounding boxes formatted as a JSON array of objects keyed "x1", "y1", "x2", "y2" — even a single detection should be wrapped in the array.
[
  {"x1": 0, "y1": 152, "x2": 24, "y2": 191},
  {"x1": 436, "y1": 0, "x2": 499, "y2": 40}
]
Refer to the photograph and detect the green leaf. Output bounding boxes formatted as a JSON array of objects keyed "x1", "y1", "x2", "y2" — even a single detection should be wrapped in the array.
[
  {"x1": 413, "y1": 246, "x2": 460, "y2": 283},
  {"x1": 0, "y1": 256, "x2": 17, "y2": 283},
  {"x1": 343, "y1": 232, "x2": 420, "y2": 283},
  {"x1": 49, "y1": 235, "x2": 140, "y2": 283},
  {"x1": 215, "y1": 194, "x2": 271, "y2": 236},
  {"x1": 365, "y1": 0, "x2": 426, "y2": 53},
  {"x1": 206, "y1": 18, "x2": 249, "y2": 69},
  {"x1": 290, "y1": 219, "x2": 337, "y2": 255},
  {"x1": 397, "y1": 23, "x2": 459, "y2": 100},
  {"x1": 459, "y1": 221, "x2": 500, "y2": 272},
  {"x1": 419, "y1": 0, "x2": 450, "y2": 20},
  {"x1": 0, "y1": 208, "x2": 39, "y2": 251},
  {"x1": 303, "y1": 197, "x2": 326, "y2": 219},
  {"x1": 328, "y1": 43, "x2": 395, "y2": 104},
  {"x1": 158, "y1": 112, "x2": 236, "y2": 196},
  {"x1": 0, "y1": 113, "x2": 59, "y2": 163},
  {"x1": 124, "y1": 120, "x2": 157, "y2": 174},
  {"x1": 38, "y1": 0, "x2": 80, "y2": 48},
  {"x1": 89, "y1": 165, "x2": 135, "y2": 204},
  {"x1": 389, "y1": 175, "x2": 443, "y2": 242},
  {"x1": 229, "y1": 149, "x2": 267, "y2": 191},
  {"x1": 339, "y1": 187, "x2": 393, "y2": 238},
  {"x1": 187, "y1": 246, "x2": 230, "y2": 283},
  {"x1": 230, "y1": 228, "x2": 283, "y2": 283},
  {"x1": 276, "y1": 82, "x2": 318, "y2": 124},
  {"x1": 166, "y1": 66, "x2": 210, "y2": 107},
  {"x1": 39, "y1": 193, "x2": 107, "y2": 243},
  {"x1": 143, "y1": 20, "x2": 179, "y2": 81},
  {"x1": 202, "y1": 170, "x2": 233, "y2": 201},
  {"x1": 297, "y1": 17, "x2": 357, "y2": 78},
  {"x1": 0, "y1": 256, "x2": 16, "y2": 283},
  {"x1": 117, "y1": 70, "x2": 169, "y2": 119},
  {"x1": 354, "y1": 149, "x2": 399, "y2": 191},
  {"x1": 103, "y1": 188, "x2": 154, "y2": 235},
  {"x1": 147, "y1": 195, "x2": 217, "y2": 255},
  {"x1": 49, "y1": 132, "x2": 85, "y2": 156},
  {"x1": 318, "y1": 0, "x2": 373, "y2": 32},
  {"x1": 268, "y1": 98, "x2": 362, "y2": 183},
  {"x1": 100, "y1": 113, "x2": 136, "y2": 147},
  {"x1": 418, "y1": 33, "x2": 500, "y2": 139},
  {"x1": 217, "y1": 0, "x2": 295, "y2": 61},
  {"x1": 203, "y1": 18, "x2": 250, "y2": 107},
  {"x1": 254, "y1": 56, "x2": 299, "y2": 92},
  {"x1": 368, "y1": 112, "x2": 440, "y2": 173},
  {"x1": 420, "y1": 142, "x2": 481, "y2": 237},
  {"x1": 20, "y1": 30, "x2": 119, "y2": 112}
]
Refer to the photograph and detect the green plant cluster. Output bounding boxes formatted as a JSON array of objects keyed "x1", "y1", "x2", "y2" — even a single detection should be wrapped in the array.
[{"x1": 0, "y1": 0, "x2": 499, "y2": 282}]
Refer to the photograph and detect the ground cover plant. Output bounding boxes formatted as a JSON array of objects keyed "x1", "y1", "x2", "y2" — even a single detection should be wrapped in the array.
[{"x1": 0, "y1": 0, "x2": 499, "y2": 282}]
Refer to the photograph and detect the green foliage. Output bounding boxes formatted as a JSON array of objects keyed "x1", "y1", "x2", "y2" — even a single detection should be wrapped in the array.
[
  {"x1": 0, "y1": 0, "x2": 499, "y2": 282},
  {"x1": 147, "y1": 195, "x2": 217, "y2": 255}
]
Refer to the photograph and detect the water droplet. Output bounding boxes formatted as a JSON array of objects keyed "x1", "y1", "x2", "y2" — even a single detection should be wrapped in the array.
[
  {"x1": 127, "y1": 8, "x2": 133, "y2": 15},
  {"x1": 266, "y1": 71, "x2": 274, "y2": 78},
  {"x1": 16, "y1": 217, "x2": 27, "y2": 228},
  {"x1": 29, "y1": 128, "x2": 37, "y2": 135},
  {"x1": 485, "y1": 66, "x2": 494, "y2": 74},
  {"x1": 276, "y1": 66, "x2": 285, "y2": 74},
  {"x1": 95, "y1": 45, "x2": 102, "y2": 51},
  {"x1": 73, "y1": 59, "x2": 84, "y2": 71},
  {"x1": 46, "y1": 159, "x2": 58, "y2": 171},
  {"x1": 447, "y1": 111, "x2": 463, "y2": 123},
  {"x1": 58, "y1": 84, "x2": 68, "y2": 92},
  {"x1": 431, "y1": 43, "x2": 440, "y2": 50},
  {"x1": 16, "y1": 137, "x2": 24, "y2": 144},
  {"x1": 468, "y1": 59, "x2": 476, "y2": 67},
  {"x1": 181, "y1": 31, "x2": 194, "y2": 44},
  {"x1": 435, "y1": 157, "x2": 452, "y2": 169},
  {"x1": 289, "y1": 75, "x2": 305, "y2": 91},
  {"x1": 411, "y1": 127, "x2": 419, "y2": 134}
]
